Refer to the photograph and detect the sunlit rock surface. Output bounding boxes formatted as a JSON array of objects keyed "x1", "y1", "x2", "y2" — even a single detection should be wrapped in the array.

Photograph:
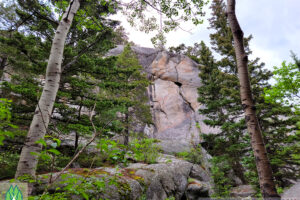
[{"x1": 108, "y1": 45, "x2": 219, "y2": 153}]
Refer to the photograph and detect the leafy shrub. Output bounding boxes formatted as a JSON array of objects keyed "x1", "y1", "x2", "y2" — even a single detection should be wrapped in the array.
[
  {"x1": 76, "y1": 152, "x2": 107, "y2": 168},
  {"x1": 128, "y1": 138, "x2": 160, "y2": 164},
  {"x1": 29, "y1": 172, "x2": 125, "y2": 200},
  {"x1": 0, "y1": 152, "x2": 19, "y2": 179},
  {"x1": 97, "y1": 138, "x2": 128, "y2": 165},
  {"x1": 210, "y1": 156, "x2": 233, "y2": 198},
  {"x1": 0, "y1": 98, "x2": 17, "y2": 145},
  {"x1": 176, "y1": 145, "x2": 203, "y2": 164},
  {"x1": 165, "y1": 197, "x2": 175, "y2": 200}
]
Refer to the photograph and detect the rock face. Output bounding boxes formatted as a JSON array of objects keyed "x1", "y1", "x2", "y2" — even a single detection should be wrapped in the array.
[
  {"x1": 32, "y1": 155, "x2": 212, "y2": 200},
  {"x1": 281, "y1": 181, "x2": 300, "y2": 199},
  {"x1": 107, "y1": 45, "x2": 218, "y2": 153},
  {"x1": 230, "y1": 185, "x2": 256, "y2": 198}
]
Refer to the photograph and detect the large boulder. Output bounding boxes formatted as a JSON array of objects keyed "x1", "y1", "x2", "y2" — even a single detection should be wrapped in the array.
[
  {"x1": 28, "y1": 155, "x2": 213, "y2": 200},
  {"x1": 230, "y1": 185, "x2": 256, "y2": 198},
  {"x1": 185, "y1": 179, "x2": 211, "y2": 200},
  {"x1": 281, "y1": 181, "x2": 300, "y2": 199}
]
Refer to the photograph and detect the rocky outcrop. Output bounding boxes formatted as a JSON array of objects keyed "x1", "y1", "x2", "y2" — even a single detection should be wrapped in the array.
[
  {"x1": 107, "y1": 45, "x2": 219, "y2": 154},
  {"x1": 31, "y1": 155, "x2": 212, "y2": 200},
  {"x1": 281, "y1": 181, "x2": 300, "y2": 199},
  {"x1": 230, "y1": 185, "x2": 256, "y2": 198}
]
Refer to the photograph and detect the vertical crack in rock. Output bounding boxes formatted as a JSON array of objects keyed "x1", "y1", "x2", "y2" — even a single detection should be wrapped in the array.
[
  {"x1": 148, "y1": 81, "x2": 158, "y2": 134},
  {"x1": 155, "y1": 101, "x2": 168, "y2": 119},
  {"x1": 150, "y1": 80, "x2": 168, "y2": 120},
  {"x1": 173, "y1": 61, "x2": 195, "y2": 113},
  {"x1": 178, "y1": 86, "x2": 195, "y2": 113},
  {"x1": 174, "y1": 62, "x2": 180, "y2": 83}
]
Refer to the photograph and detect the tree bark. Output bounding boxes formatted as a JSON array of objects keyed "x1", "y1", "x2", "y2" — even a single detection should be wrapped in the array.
[
  {"x1": 0, "y1": 57, "x2": 8, "y2": 81},
  {"x1": 124, "y1": 113, "x2": 129, "y2": 145},
  {"x1": 15, "y1": 0, "x2": 80, "y2": 178},
  {"x1": 0, "y1": 57, "x2": 7, "y2": 73},
  {"x1": 226, "y1": 0, "x2": 280, "y2": 198},
  {"x1": 75, "y1": 104, "x2": 82, "y2": 151}
]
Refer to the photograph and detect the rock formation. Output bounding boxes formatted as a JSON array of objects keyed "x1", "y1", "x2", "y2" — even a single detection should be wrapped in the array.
[
  {"x1": 107, "y1": 45, "x2": 218, "y2": 153},
  {"x1": 31, "y1": 155, "x2": 212, "y2": 200}
]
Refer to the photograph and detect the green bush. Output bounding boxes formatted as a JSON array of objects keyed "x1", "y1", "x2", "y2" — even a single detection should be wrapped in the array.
[
  {"x1": 0, "y1": 98, "x2": 17, "y2": 145},
  {"x1": 129, "y1": 138, "x2": 161, "y2": 164},
  {"x1": 77, "y1": 152, "x2": 107, "y2": 168},
  {"x1": 30, "y1": 172, "x2": 124, "y2": 200},
  {"x1": 97, "y1": 138, "x2": 128, "y2": 165},
  {"x1": 0, "y1": 152, "x2": 19, "y2": 179},
  {"x1": 176, "y1": 145, "x2": 203, "y2": 164},
  {"x1": 210, "y1": 156, "x2": 233, "y2": 198}
]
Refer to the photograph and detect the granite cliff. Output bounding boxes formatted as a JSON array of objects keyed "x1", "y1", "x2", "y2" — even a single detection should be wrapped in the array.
[{"x1": 107, "y1": 45, "x2": 218, "y2": 153}]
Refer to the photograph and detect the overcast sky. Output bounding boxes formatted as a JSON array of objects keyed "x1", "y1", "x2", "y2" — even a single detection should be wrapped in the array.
[{"x1": 119, "y1": 0, "x2": 300, "y2": 71}]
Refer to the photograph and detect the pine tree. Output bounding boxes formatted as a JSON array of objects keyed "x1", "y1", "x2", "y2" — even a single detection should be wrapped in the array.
[
  {"x1": 171, "y1": 0, "x2": 300, "y2": 196},
  {"x1": 98, "y1": 44, "x2": 152, "y2": 145}
]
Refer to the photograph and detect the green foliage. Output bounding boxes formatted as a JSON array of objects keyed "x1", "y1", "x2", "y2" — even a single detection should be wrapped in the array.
[
  {"x1": 99, "y1": 44, "x2": 152, "y2": 144},
  {"x1": 97, "y1": 138, "x2": 128, "y2": 165},
  {"x1": 264, "y1": 55, "x2": 300, "y2": 110},
  {"x1": 164, "y1": 197, "x2": 175, "y2": 200},
  {"x1": 0, "y1": 0, "x2": 120, "y2": 152},
  {"x1": 122, "y1": 0, "x2": 208, "y2": 46},
  {"x1": 128, "y1": 138, "x2": 161, "y2": 164},
  {"x1": 0, "y1": 98, "x2": 17, "y2": 145},
  {"x1": 30, "y1": 172, "x2": 123, "y2": 200},
  {"x1": 31, "y1": 137, "x2": 62, "y2": 173},
  {"x1": 0, "y1": 152, "x2": 19, "y2": 179},
  {"x1": 72, "y1": 137, "x2": 161, "y2": 168},
  {"x1": 170, "y1": 0, "x2": 300, "y2": 193},
  {"x1": 176, "y1": 144, "x2": 203, "y2": 164},
  {"x1": 210, "y1": 156, "x2": 233, "y2": 198},
  {"x1": 276, "y1": 186, "x2": 284, "y2": 195},
  {"x1": 151, "y1": 32, "x2": 167, "y2": 49}
]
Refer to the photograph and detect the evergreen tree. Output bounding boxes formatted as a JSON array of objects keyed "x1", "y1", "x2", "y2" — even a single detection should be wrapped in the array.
[
  {"x1": 201, "y1": 0, "x2": 299, "y2": 194},
  {"x1": 98, "y1": 44, "x2": 152, "y2": 145},
  {"x1": 170, "y1": 0, "x2": 299, "y2": 196}
]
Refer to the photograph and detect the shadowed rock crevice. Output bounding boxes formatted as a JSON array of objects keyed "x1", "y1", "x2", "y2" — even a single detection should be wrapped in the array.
[
  {"x1": 174, "y1": 81, "x2": 182, "y2": 87},
  {"x1": 178, "y1": 86, "x2": 195, "y2": 113}
]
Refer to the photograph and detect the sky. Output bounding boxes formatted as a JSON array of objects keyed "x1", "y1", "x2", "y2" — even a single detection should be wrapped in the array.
[{"x1": 117, "y1": 0, "x2": 300, "y2": 71}]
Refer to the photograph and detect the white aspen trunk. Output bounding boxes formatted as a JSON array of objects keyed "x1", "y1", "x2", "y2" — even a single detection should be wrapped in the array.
[
  {"x1": 0, "y1": 64, "x2": 11, "y2": 93},
  {"x1": 226, "y1": 0, "x2": 280, "y2": 198},
  {"x1": 15, "y1": 0, "x2": 80, "y2": 178}
]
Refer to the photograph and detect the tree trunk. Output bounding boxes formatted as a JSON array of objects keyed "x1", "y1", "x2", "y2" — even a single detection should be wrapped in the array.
[
  {"x1": 75, "y1": 104, "x2": 83, "y2": 151},
  {"x1": 0, "y1": 57, "x2": 7, "y2": 76},
  {"x1": 124, "y1": 113, "x2": 129, "y2": 145},
  {"x1": 232, "y1": 160, "x2": 247, "y2": 184},
  {"x1": 0, "y1": 57, "x2": 10, "y2": 82},
  {"x1": 226, "y1": 0, "x2": 280, "y2": 198},
  {"x1": 0, "y1": 57, "x2": 8, "y2": 94},
  {"x1": 15, "y1": 0, "x2": 80, "y2": 178}
]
